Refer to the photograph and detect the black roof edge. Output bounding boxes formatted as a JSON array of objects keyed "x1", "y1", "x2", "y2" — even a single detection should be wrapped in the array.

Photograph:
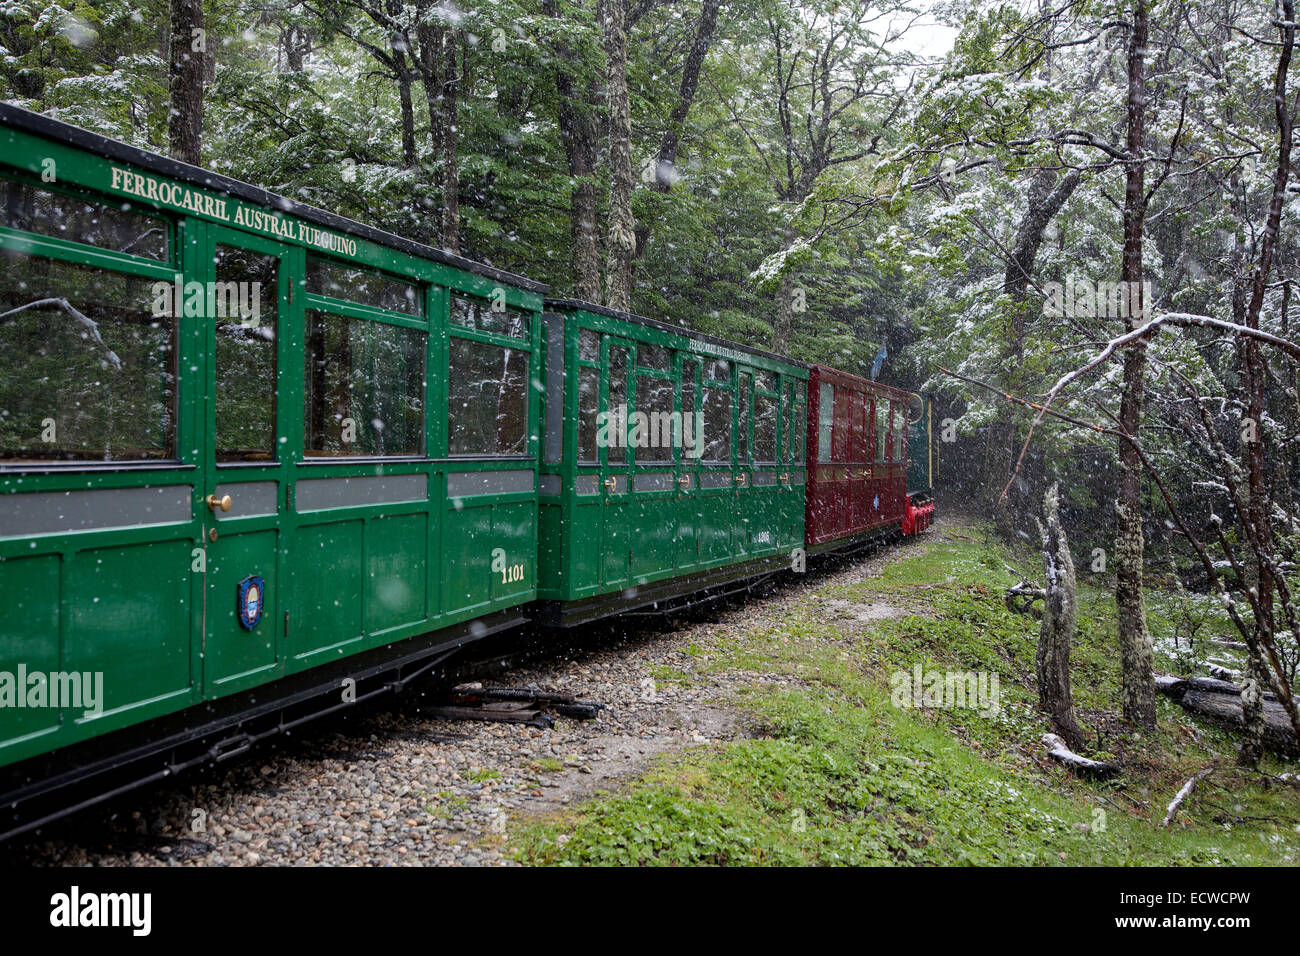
[
  {"x1": 0, "y1": 104, "x2": 549, "y2": 296},
  {"x1": 545, "y1": 297, "x2": 809, "y2": 370}
]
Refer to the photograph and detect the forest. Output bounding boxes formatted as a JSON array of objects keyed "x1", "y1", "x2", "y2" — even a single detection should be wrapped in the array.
[{"x1": 2, "y1": 0, "x2": 1298, "y2": 779}]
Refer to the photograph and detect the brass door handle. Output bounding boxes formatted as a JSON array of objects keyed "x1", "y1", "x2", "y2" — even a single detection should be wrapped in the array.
[
  {"x1": 206, "y1": 493, "x2": 232, "y2": 513},
  {"x1": 677, "y1": 476, "x2": 691, "y2": 489},
  {"x1": 603, "y1": 476, "x2": 618, "y2": 493},
  {"x1": 779, "y1": 473, "x2": 790, "y2": 485},
  {"x1": 735, "y1": 473, "x2": 748, "y2": 487}
]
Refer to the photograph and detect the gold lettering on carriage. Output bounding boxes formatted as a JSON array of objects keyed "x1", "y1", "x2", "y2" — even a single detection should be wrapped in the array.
[{"x1": 108, "y1": 165, "x2": 359, "y2": 257}]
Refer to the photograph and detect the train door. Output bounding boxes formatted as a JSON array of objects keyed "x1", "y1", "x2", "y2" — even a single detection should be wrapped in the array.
[
  {"x1": 200, "y1": 226, "x2": 292, "y2": 697},
  {"x1": 783, "y1": 379, "x2": 806, "y2": 549},
  {"x1": 747, "y1": 370, "x2": 781, "y2": 555},
  {"x1": 848, "y1": 388, "x2": 867, "y2": 533},
  {"x1": 600, "y1": 335, "x2": 634, "y2": 588},
  {"x1": 697, "y1": 356, "x2": 736, "y2": 564},
  {"x1": 629, "y1": 340, "x2": 676, "y2": 581},
  {"x1": 869, "y1": 397, "x2": 889, "y2": 527},
  {"x1": 734, "y1": 370, "x2": 753, "y2": 558},
  {"x1": 674, "y1": 355, "x2": 702, "y2": 571}
]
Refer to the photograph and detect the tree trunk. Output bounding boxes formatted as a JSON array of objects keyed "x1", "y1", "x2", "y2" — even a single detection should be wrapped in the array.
[
  {"x1": 1036, "y1": 483, "x2": 1085, "y2": 750},
  {"x1": 632, "y1": 0, "x2": 720, "y2": 259},
  {"x1": 1116, "y1": 0, "x2": 1155, "y2": 730},
  {"x1": 601, "y1": 0, "x2": 635, "y2": 312},
  {"x1": 1236, "y1": 0, "x2": 1294, "y2": 765},
  {"x1": 168, "y1": 0, "x2": 204, "y2": 166},
  {"x1": 545, "y1": 0, "x2": 601, "y2": 301},
  {"x1": 414, "y1": 16, "x2": 459, "y2": 252},
  {"x1": 439, "y1": 34, "x2": 460, "y2": 253},
  {"x1": 392, "y1": 40, "x2": 418, "y2": 170},
  {"x1": 768, "y1": 219, "x2": 800, "y2": 352}
]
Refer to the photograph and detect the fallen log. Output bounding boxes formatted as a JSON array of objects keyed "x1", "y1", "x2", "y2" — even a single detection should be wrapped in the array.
[
  {"x1": 1156, "y1": 674, "x2": 1276, "y2": 703},
  {"x1": 1161, "y1": 766, "x2": 1215, "y2": 827},
  {"x1": 1041, "y1": 733, "x2": 1121, "y2": 779},
  {"x1": 1155, "y1": 674, "x2": 1297, "y2": 756}
]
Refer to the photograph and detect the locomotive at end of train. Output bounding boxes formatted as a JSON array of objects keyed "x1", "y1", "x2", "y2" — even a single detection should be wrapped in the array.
[{"x1": 0, "y1": 105, "x2": 934, "y2": 840}]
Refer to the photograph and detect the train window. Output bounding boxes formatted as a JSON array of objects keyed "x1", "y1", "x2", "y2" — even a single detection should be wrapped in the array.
[
  {"x1": 306, "y1": 256, "x2": 419, "y2": 315},
  {"x1": 1, "y1": 175, "x2": 168, "y2": 261},
  {"x1": 737, "y1": 373, "x2": 750, "y2": 462},
  {"x1": 214, "y1": 244, "x2": 277, "y2": 461},
  {"x1": 304, "y1": 312, "x2": 425, "y2": 457},
  {"x1": 635, "y1": 375, "x2": 673, "y2": 462},
  {"x1": 702, "y1": 386, "x2": 731, "y2": 462},
  {"x1": 817, "y1": 383, "x2": 833, "y2": 462},
  {"x1": 680, "y1": 358, "x2": 698, "y2": 458},
  {"x1": 450, "y1": 294, "x2": 526, "y2": 337},
  {"x1": 847, "y1": 392, "x2": 866, "y2": 463},
  {"x1": 892, "y1": 403, "x2": 905, "y2": 460},
  {"x1": 875, "y1": 401, "x2": 889, "y2": 461},
  {"x1": 754, "y1": 392, "x2": 776, "y2": 462},
  {"x1": 782, "y1": 381, "x2": 794, "y2": 463},
  {"x1": 793, "y1": 382, "x2": 806, "y2": 463},
  {"x1": 448, "y1": 338, "x2": 528, "y2": 455},
  {"x1": 579, "y1": 328, "x2": 600, "y2": 362},
  {"x1": 543, "y1": 313, "x2": 564, "y2": 464},
  {"x1": 0, "y1": 252, "x2": 175, "y2": 461},
  {"x1": 704, "y1": 357, "x2": 730, "y2": 382},
  {"x1": 795, "y1": 394, "x2": 806, "y2": 463},
  {"x1": 637, "y1": 343, "x2": 668, "y2": 371},
  {"x1": 577, "y1": 366, "x2": 599, "y2": 462},
  {"x1": 607, "y1": 345, "x2": 628, "y2": 464}
]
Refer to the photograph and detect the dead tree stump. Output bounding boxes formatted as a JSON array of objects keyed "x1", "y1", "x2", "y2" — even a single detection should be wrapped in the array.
[{"x1": 1035, "y1": 483, "x2": 1086, "y2": 751}]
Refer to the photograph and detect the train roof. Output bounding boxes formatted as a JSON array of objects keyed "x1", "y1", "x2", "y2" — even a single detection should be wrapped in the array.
[
  {"x1": 546, "y1": 297, "x2": 810, "y2": 371},
  {"x1": 0, "y1": 103, "x2": 549, "y2": 296},
  {"x1": 810, "y1": 362, "x2": 917, "y2": 402}
]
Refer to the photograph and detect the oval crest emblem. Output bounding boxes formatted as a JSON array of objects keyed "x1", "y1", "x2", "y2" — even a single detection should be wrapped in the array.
[{"x1": 237, "y1": 575, "x2": 265, "y2": 630}]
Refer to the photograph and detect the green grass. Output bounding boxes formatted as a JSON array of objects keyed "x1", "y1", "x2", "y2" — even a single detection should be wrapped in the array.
[{"x1": 508, "y1": 526, "x2": 1300, "y2": 866}]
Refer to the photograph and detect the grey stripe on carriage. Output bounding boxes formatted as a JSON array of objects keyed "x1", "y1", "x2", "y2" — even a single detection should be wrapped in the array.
[
  {"x1": 446, "y1": 470, "x2": 535, "y2": 497},
  {"x1": 0, "y1": 485, "x2": 192, "y2": 537},
  {"x1": 295, "y1": 474, "x2": 428, "y2": 511},
  {"x1": 213, "y1": 481, "x2": 278, "y2": 517}
]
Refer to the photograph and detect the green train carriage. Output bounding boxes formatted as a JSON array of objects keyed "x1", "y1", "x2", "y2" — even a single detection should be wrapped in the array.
[
  {"x1": 535, "y1": 301, "x2": 808, "y2": 625},
  {"x1": 0, "y1": 105, "x2": 548, "y2": 797}
]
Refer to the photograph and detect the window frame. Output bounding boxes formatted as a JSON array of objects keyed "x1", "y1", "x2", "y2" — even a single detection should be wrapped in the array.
[
  {"x1": 631, "y1": 342, "x2": 675, "y2": 466},
  {"x1": 446, "y1": 292, "x2": 531, "y2": 459},
  {"x1": 750, "y1": 370, "x2": 779, "y2": 465},
  {"x1": 302, "y1": 257, "x2": 429, "y2": 462},
  {"x1": 0, "y1": 175, "x2": 182, "y2": 470}
]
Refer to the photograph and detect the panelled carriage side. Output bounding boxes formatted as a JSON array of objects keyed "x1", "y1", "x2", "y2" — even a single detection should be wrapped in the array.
[
  {"x1": 805, "y1": 364, "x2": 931, "y2": 549},
  {"x1": 536, "y1": 301, "x2": 809, "y2": 626},
  {"x1": 0, "y1": 105, "x2": 547, "y2": 796}
]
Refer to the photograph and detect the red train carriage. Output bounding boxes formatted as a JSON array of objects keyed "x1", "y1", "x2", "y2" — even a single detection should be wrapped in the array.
[{"x1": 804, "y1": 364, "x2": 928, "y2": 549}]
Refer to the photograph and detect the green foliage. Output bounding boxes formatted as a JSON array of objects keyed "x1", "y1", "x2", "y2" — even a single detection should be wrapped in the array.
[{"x1": 509, "y1": 531, "x2": 1300, "y2": 866}]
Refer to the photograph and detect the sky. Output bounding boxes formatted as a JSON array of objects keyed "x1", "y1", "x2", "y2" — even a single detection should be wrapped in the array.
[
  {"x1": 884, "y1": 1, "x2": 960, "y2": 61},
  {"x1": 903, "y1": 17, "x2": 959, "y2": 58}
]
